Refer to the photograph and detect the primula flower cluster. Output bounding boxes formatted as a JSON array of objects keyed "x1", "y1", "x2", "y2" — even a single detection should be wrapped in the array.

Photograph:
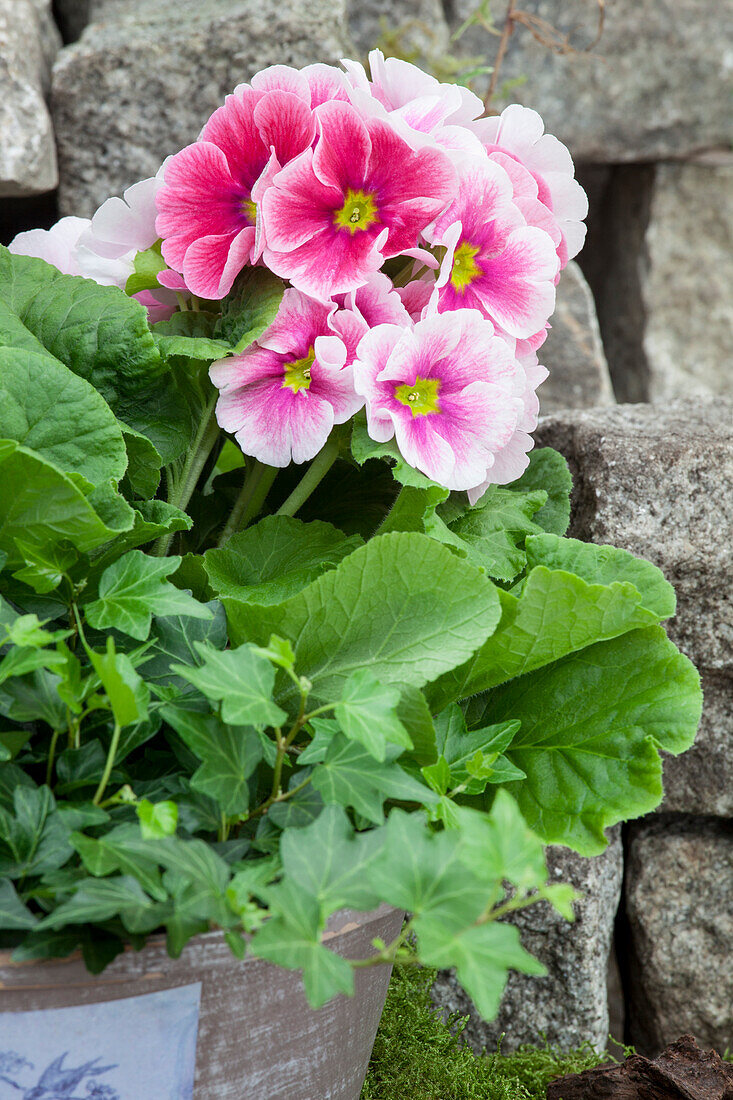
[{"x1": 11, "y1": 52, "x2": 587, "y2": 496}]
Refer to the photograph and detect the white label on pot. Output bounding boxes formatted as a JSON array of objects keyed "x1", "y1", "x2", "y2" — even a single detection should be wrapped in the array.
[{"x1": 0, "y1": 982, "x2": 201, "y2": 1099}]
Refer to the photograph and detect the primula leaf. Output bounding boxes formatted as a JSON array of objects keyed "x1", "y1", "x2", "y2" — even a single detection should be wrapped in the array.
[
  {"x1": 351, "y1": 415, "x2": 442, "y2": 489},
  {"x1": 226, "y1": 533, "x2": 502, "y2": 705},
  {"x1": 0, "y1": 879, "x2": 38, "y2": 929},
  {"x1": 309, "y1": 735, "x2": 436, "y2": 824},
  {"x1": 442, "y1": 486, "x2": 548, "y2": 582},
  {"x1": 120, "y1": 424, "x2": 163, "y2": 499},
  {"x1": 152, "y1": 311, "x2": 232, "y2": 361},
  {"x1": 524, "y1": 534, "x2": 676, "y2": 619},
  {"x1": 161, "y1": 705, "x2": 263, "y2": 815},
  {"x1": 90, "y1": 501, "x2": 192, "y2": 570},
  {"x1": 483, "y1": 627, "x2": 703, "y2": 854},
  {"x1": 204, "y1": 515, "x2": 363, "y2": 604},
  {"x1": 0, "y1": 439, "x2": 127, "y2": 568},
  {"x1": 0, "y1": 247, "x2": 165, "y2": 407},
  {"x1": 510, "y1": 447, "x2": 572, "y2": 536},
  {"x1": 171, "y1": 642, "x2": 287, "y2": 728},
  {"x1": 428, "y1": 567, "x2": 666, "y2": 710},
  {"x1": 0, "y1": 348, "x2": 128, "y2": 489},
  {"x1": 334, "y1": 669, "x2": 412, "y2": 760},
  {"x1": 215, "y1": 267, "x2": 285, "y2": 353},
  {"x1": 86, "y1": 550, "x2": 212, "y2": 641},
  {"x1": 249, "y1": 878, "x2": 355, "y2": 1007}
]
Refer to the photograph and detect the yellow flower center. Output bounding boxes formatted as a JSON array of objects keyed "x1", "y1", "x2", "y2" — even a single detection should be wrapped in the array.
[
  {"x1": 241, "y1": 198, "x2": 257, "y2": 226},
  {"x1": 282, "y1": 348, "x2": 315, "y2": 393},
  {"x1": 394, "y1": 375, "x2": 441, "y2": 416},
  {"x1": 450, "y1": 241, "x2": 482, "y2": 291},
  {"x1": 333, "y1": 188, "x2": 379, "y2": 234}
]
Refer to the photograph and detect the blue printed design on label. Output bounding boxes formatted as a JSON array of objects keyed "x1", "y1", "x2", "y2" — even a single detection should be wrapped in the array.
[{"x1": 0, "y1": 983, "x2": 201, "y2": 1099}]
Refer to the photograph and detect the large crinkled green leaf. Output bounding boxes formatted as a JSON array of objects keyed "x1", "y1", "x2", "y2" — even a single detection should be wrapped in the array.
[
  {"x1": 90, "y1": 501, "x2": 192, "y2": 573},
  {"x1": 152, "y1": 311, "x2": 232, "y2": 361},
  {"x1": 510, "y1": 447, "x2": 572, "y2": 536},
  {"x1": 0, "y1": 439, "x2": 126, "y2": 568},
  {"x1": 440, "y1": 485, "x2": 548, "y2": 582},
  {"x1": 85, "y1": 550, "x2": 212, "y2": 641},
  {"x1": 204, "y1": 515, "x2": 363, "y2": 604},
  {"x1": 214, "y1": 267, "x2": 285, "y2": 353},
  {"x1": 428, "y1": 566, "x2": 665, "y2": 710},
  {"x1": 225, "y1": 532, "x2": 502, "y2": 704},
  {"x1": 525, "y1": 533, "x2": 676, "y2": 619},
  {"x1": 119, "y1": 424, "x2": 163, "y2": 499},
  {"x1": 0, "y1": 347, "x2": 127, "y2": 488},
  {"x1": 482, "y1": 627, "x2": 702, "y2": 854},
  {"x1": 0, "y1": 247, "x2": 164, "y2": 406}
]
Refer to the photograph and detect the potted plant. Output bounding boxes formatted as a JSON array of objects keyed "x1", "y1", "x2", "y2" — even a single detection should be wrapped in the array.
[{"x1": 0, "y1": 52, "x2": 700, "y2": 1100}]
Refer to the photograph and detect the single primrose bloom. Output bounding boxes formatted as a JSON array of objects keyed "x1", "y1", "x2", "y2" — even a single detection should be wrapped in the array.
[
  {"x1": 209, "y1": 289, "x2": 362, "y2": 467},
  {"x1": 260, "y1": 99, "x2": 457, "y2": 300},
  {"x1": 427, "y1": 156, "x2": 559, "y2": 340},
  {"x1": 353, "y1": 309, "x2": 525, "y2": 492},
  {"x1": 156, "y1": 83, "x2": 316, "y2": 299}
]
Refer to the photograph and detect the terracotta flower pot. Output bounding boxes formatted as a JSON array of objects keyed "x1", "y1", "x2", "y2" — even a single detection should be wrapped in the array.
[{"x1": 0, "y1": 904, "x2": 403, "y2": 1100}]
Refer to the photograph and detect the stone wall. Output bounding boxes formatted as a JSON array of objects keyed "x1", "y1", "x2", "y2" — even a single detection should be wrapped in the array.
[{"x1": 0, "y1": 0, "x2": 730, "y2": 1061}]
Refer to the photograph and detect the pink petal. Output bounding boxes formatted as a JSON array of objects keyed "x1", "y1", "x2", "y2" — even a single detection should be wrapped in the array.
[
  {"x1": 261, "y1": 150, "x2": 342, "y2": 253},
  {"x1": 200, "y1": 89, "x2": 269, "y2": 189},
  {"x1": 303, "y1": 63, "x2": 351, "y2": 106},
  {"x1": 181, "y1": 226, "x2": 255, "y2": 299},
  {"x1": 253, "y1": 90, "x2": 316, "y2": 166},
  {"x1": 250, "y1": 65, "x2": 311, "y2": 102},
  {"x1": 312, "y1": 100, "x2": 371, "y2": 192},
  {"x1": 257, "y1": 288, "x2": 332, "y2": 357}
]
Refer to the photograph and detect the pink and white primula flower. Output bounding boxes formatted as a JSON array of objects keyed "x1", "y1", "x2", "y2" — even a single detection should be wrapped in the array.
[
  {"x1": 469, "y1": 103, "x2": 589, "y2": 269},
  {"x1": 426, "y1": 156, "x2": 559, "y2": 340},
  {"x1": 209, "y1": 289, "x2": 362, "y2": 467},
  {"x1": 261, "y1": 100, "x2": 457, "y2": 300},
  {"x1": 353, "y1": 309, "x2": 528, "y2": 492}
]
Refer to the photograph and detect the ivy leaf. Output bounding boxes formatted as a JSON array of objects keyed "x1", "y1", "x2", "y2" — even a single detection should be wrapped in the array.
[
  {"x1": 88, "y1": 638, "x2": 150, "y2": 728},
  {"x1": 0, "y1": 668, "x2": 67, "y2": 729},
  {"x1": 11, "y1": 537, "x2": 78, "y2": 594},
  {"x1": 71, "y1": 825, "x2": 167, "y2": 901},
  {"x1": 483, "y1": 627, "x2": 703, "y2": 854},
  {"x1": 428, "y1": 567, "x2": 666, "y2": 711},
  {"x1": 334, "y1": 669, "x2": 412, "y2": 761},
  {"x1": 136, "y1": 799, "x2": 178, "y2": 839},
  {"x1": 86, "y1": 550, "x2": 212, "y2": 641},
  {"x1": 214, "y1": 267, "x2": 285, "y2": 353},
  {"x1": 0, "y1": 879, "x2": 38, "y2": 929},
  {"x1": 309, "y1": 735, "x2": 436, "y2": 824},
  {"x1": 161, "y1": 705, "x2": 262, "y2": 815},
  {"x1": 171, "y1": 642, "x2": 287, "y2": 727},
  {"x1": 226, "y1": 533, "x2": 502, "y2": 705},
  {"x1": 510, "y1": 447, "x2": 572, "y2": 536},
  {"x1": 37, "y1": 875, "x2": 154, "y2": 932},
  {"x1": 429, "y1": 704, "x2": 521, "y2": 794},
  {"x1": 249, "y1": 879, "x2": 354, "y2": 1008},
  {"x1": 0, "y1": 786, "x2": 73, "y2": 878},
  {"x1": 279, "y1": 805, "x2": 384, "y2": 914},
  {"x1": 90, "y1": 501, "x2": 192, "y2": 571},
  {"x1": 203, "y1": 515, "x2": 363, "y2": 604},
  {"x1": 142, "y1": 602, "x2": 227, "y2": 688}
]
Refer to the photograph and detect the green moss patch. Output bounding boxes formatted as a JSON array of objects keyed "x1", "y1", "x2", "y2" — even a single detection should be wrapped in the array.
[{"x1": 362, "y1": 966, "x2": 610, "y2": 1099}]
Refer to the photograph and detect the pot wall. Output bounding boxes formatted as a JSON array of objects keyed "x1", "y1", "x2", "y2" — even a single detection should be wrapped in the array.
[{"x1": 0, "y1": 904, "x2": 403, "y2": 1100}]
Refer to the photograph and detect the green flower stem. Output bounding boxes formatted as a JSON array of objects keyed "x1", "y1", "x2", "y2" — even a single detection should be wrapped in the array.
[
  {"x1": 93, "y1": 721, "x2": 121, "y2": 806},
  {"x1": 218, "y1": 460, "x2": 279, "y2": 545},
  {"x1": 275, "y1": 439, "x2": 340, "y2": 518},
  {"x1": 153, "y1": 394, "x2": 221, "y2": 557}
]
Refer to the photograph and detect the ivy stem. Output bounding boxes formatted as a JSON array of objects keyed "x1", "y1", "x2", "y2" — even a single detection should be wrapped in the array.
[
  {"x1": 46, "y1": 728, "x2": 61, "y2": 787},
  {"x1": 218, "y1": 461, "x2": 278, "y2": 545},
  {"x1": 93, "y1": 721, "x2": 121, "y2": 806},
  {"x1": 153, "y1": 394, "x2": 221, "y2": 557},
  {"x1": 275, "y1": 439, "x2": 340, "y2": 518}
]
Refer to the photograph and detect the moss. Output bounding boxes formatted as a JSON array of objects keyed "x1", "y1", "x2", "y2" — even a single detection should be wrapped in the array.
[{"x1": 361, "y1": 965, "x2": 610, "y2": 1100}]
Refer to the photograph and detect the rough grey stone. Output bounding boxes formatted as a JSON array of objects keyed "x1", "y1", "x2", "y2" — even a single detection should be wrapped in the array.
[
  {"x1": 643, "y1": 162, "x2": 733, "y2": 402},
  {"x1": 51, "y1": 0, "x2": 352, "y2": 217},
  {"x1": 626, "y1": 815, "x2": 733, "y2": 1055},
  {"x1": 451, "y1": 0, "x2": 733, "y2": 162},
  {"x1": 432, "y1": 830, "x2": 623, "y2": 1052},
  {"x1": 536, "y1": 400, "x2": 733, "y2": 815},
  {"x1": 0, "y1": 0, "x2": 60, "y2": 196},
  {"x1": 540, "y1": 261, "x2": 614, "y2": 413},
  {"x1": 348, "y1": 0, "x2": 450, "y2": 62}
]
